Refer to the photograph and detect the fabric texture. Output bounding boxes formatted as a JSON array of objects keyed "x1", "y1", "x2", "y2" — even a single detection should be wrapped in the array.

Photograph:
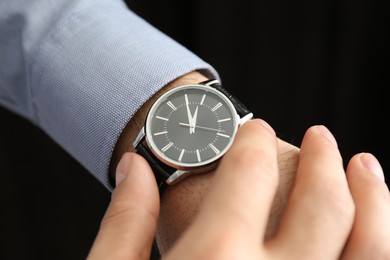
[{"x1": 0, "y1": 0, "x2": 219, "y2": 191}]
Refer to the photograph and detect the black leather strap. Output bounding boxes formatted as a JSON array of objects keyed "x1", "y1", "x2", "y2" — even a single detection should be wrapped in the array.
[
  {"x1": 200, "y1": 80, "x2": 252, "y2": 118},
  {"x1": 135, "y1": 142, "x2": 176, "y2": 186}
]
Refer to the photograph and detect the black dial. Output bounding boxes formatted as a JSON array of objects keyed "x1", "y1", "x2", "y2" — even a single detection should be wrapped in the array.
[{"x1": 145, "y1": 84, "x2": 239, "y2": 168}]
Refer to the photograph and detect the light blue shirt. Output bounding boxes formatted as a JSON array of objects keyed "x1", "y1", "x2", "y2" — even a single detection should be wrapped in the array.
[{"x1": 0, "y1": 0, "x2": 219, "y2": 191}]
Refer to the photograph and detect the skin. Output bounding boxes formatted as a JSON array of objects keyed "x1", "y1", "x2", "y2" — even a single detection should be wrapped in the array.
[
  {"x1": 88, "y1": 120, "x2": 390, "y2": 260},
  {"x1": 109, "y1": 70, "x2": 301, "y2": 252},
  {"x1": 156, "y1": 135, "x2": 299, "y2": 253}
]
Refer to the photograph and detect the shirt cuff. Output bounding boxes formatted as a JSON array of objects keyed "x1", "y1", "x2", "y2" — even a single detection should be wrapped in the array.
[{"x1": 30, "y1": 4, "x2": 219, "y2": 191}]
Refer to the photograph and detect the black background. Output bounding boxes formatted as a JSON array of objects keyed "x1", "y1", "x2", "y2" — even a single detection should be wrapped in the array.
[{"x1": 0, "y1": 1, "x2": 388, "y2": 259}]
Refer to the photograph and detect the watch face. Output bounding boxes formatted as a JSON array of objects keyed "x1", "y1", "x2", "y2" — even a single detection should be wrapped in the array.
[{"x1": 145, "y1": 84, "x2": 239, "y2": 169}]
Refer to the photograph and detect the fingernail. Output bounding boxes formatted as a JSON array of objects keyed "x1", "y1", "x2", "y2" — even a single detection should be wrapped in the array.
[
  {"x1": 360, "y1": 153, "x2": 385, "y2": 181},
  {"x1": 317, "y1": 125, "x2": 337, "y2": 146},
  {"x1": 116, "y1": 153, "x2": 134, "y2": 186}
]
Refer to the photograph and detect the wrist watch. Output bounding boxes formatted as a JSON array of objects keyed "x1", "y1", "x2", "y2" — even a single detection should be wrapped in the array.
[{"x1": 133, "y1": 79, "x2": 253, "y2": 192}]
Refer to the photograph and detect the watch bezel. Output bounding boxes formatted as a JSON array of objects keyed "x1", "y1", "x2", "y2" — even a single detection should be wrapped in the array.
[{"x1": 144, "y1": 83, "x2": 240, "y2": 171}]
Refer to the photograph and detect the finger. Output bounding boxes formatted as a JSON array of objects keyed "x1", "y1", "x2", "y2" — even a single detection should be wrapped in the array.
[
  {"x1": 87, "y1": 152, "x2": 160, "y2": 260},
  {"x1": 269, "y1": 125, "x2": 355, "y2": 259},
  {"x1": 341, "y1": 153, "x2": 390, "y2": 259},
  {"x1": 167, "y1": 119, "x2": 279, "y2": 257}
]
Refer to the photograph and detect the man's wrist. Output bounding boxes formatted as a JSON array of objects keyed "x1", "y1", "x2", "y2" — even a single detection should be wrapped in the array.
[{"x1": 109, "y1": 71, "x2": 209, "y2": 184}]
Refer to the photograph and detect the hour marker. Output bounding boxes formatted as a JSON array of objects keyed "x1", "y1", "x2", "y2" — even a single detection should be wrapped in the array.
[
  {"x1": 218, "y1": 118, "x2": 231, "y2": 123},
  {"x1": 217, "y1": 133, "x2": 230, "y2": 138},
  {"x1": 154, "y1": 131, "x2": 167, "y2": 136},
  {"x1": 211, "y1": 102, "x2": 222, "y2": 112},
  {"x1": 185, "y1": 94, "x2": 189, "y2": 105},
  {"x1": 156, "y1": 116, "x2": 169, "y2": 121},
  {"x1": 161, "y1": 142, "x2": 173, "y2": 152},
  {"x1": 196, "y1": 149, "x2": 201, "y2": 162},
  {"x1": 178, "y1": 149, "x2": 185, "y2": 162},
  {"x1": 200, "y1": 94, "x2": 206, "y2": 105},
  {"x1": 167, "y1": 101, "x2": 177, "y2": 111},
  {"x1": 209, "y1": 143, "x2": 220, "y2": 154}
]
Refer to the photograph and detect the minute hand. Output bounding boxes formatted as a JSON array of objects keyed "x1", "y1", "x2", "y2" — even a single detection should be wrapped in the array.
[
  {"x1": 179, "y1": 122, "x2": 226, "y2": 133},
  {"x1": 191, "y1": 106, "x2": 199, "y2": 134},
  {"x1": 185, "y1": 94, "x2": 194, "y2": 134}
]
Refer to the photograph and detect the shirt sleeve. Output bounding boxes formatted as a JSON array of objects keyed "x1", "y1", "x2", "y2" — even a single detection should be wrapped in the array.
[{"x1": 0, "y1": 0, "x2": 219, "y2": 191}]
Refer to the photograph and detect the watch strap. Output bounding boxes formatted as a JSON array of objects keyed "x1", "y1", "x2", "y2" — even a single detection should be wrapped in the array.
[
  {"x1": 200, "y1": 80, "x2": 252, "y2": 118},
  {"x1": 135, "y1": 141, "x2": 176, "y2": 186}
]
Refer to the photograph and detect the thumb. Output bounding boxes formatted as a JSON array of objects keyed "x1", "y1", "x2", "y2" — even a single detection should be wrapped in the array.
[{"x1": 88, "y1": 152, "x2": 160, "y2": 260}]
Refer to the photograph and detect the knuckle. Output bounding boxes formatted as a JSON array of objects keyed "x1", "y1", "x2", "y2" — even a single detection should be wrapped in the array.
[
  {"x1": 101, "y1": 200, "x2": 136, "y2": 225},
  {"x1": 351, "y1": 241, "x2": 390, "y2": 260},
  {"x1": 101, "y1": 199, "x2": 157, "y2": 228},
  {"x1": 311, "y1": 182, "x2": 355, "y2": 225},
  {"x1": 367, "y1": 243, "x2": 390, "y2": 260},
  {"x1": 356, "y1": 174, "x2": 390, "y2": 202},
  {"x1": 232, "y1": 148, "x2": 279, "y2": 186}
]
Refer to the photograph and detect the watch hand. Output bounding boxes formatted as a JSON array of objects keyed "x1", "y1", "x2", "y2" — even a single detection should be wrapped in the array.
[
  {"x1": 185, "y1": 94, "x2": 195, "y2": 134},
  {"x1": 179, "y1": 122, "x2": 226, "y2": 133},
  {"x1": 191, "y1": 106, "x2": 199, "y2": 134}
]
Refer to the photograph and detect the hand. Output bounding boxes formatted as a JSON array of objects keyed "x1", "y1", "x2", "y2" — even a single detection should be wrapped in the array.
[
  {"x1": 88, "y1": 120, "x2": 390, "y2": 260},
  {"x1": 185, "y1": 94, "x2": 195, "y2": 134},
  {"x1": 192, "y1": 106, "x2": 199, "y2": 134},
  {"x1": 191, "y1": 105, "x2": 199, "y2": 134}
]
